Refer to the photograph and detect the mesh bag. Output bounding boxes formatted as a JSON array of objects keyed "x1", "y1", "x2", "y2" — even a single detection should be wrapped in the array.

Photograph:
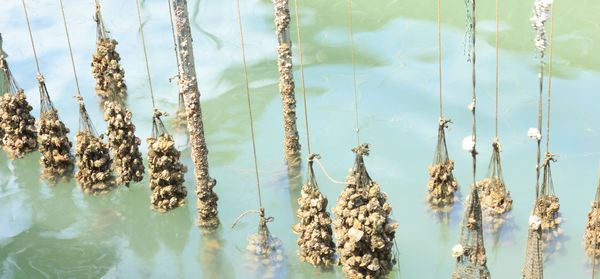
[
  {"x1": 37, "y1": 75, "x2": 75, "y2": 184},
  {"x1": 104, "y1": 101, "x2": 144, "y2": 186},
  {"x1": 147, "y1": 111, "x2": 188, "y2": 212},
  {"x1": 292, "y1": 153, "x2": 335, "y2": 267},
  {"x1": 427, "y1": 118, "x2": 458, "y2": 213},
  {"x1": 74, "y1": 95, "x2": 114, "y2": 195},
  {"x1": 536, "y1": 155, "x2": 562, "y2": 247},
  {"x1": 171, "y1": 92, "x2": 187, "y2": 132},
  {"x1": 476, "y1": 141, "x2": 513, "y2": 232},
  {"x1": 0, "y1": 56, "x2": 38, "y2": 159},
  {"x1": 522, "y1": 207, "x2": 544, "y2": 279},
  {"x1": 91, "y1": 9, "x2": 127, "y2": 106},
  {"x1": 451, "y1": 184, "x2": 490, "y2": 279},
  {"x1": 333, "y1": 143, "x2": 398, "y2": 278}
]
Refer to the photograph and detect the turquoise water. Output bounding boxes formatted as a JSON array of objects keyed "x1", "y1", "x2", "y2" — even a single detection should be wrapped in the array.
[{"x1": 0, "y1": 0, "x2": 599, "y2": 278}]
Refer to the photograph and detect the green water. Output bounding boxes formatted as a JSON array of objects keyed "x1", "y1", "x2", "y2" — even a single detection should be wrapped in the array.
[{"x1": 1, "y1": 0, "x2": 599, "y2": 278}]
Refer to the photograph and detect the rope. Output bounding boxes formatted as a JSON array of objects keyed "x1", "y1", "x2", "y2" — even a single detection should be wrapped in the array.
[
  {"x1": 167, "y1": 0, "x2": 181, "y2": 83},
  {"x1": 437, "y1": 0, "x2": 442, "y2": 118},
  {"x1": 20, "y1": 0, "x2": 41, "y2": 75},
  {"x1": 495, "y1": 0, "x2": 499, "y2": 139},
  {"x1": 135, "y1": 0, "x2": 156, "y2": 109},
  {"x1": 293, "y1": 0, "x2": 310, "y2": 155},
  {"x1": 469, "y1": 0, "x2": 477, "y2": 185},
  {"x1": 236, "y1": 0, "x2": 263, "y2": 209},
  {"x1": 58, "y1": 0, "x2": 82, "y2": 97},
  {"x1": 546, "y1": 2, "x2": 555, "y2": 154},
  {"x1": 94, "y1": 0, "x2": 107, "y2": 39},
  {"x1": 313, "y1": 158, "x2": 349, "y2": 185},
  {"x1": 348, "y1": 0, "x2": 359, "y2": 146}
]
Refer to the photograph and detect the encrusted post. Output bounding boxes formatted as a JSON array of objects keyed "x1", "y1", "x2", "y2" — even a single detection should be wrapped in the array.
[
  {"x1": 273, "y1": 0, "x2": 301, "y2": 167},
  {"x1": 172, "y1": 0, "x2": 219, "y2": 233}
]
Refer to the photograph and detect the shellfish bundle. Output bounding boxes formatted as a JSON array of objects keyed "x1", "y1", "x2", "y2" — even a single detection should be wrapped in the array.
[
  {"x1": 244, "y1": 217, "x2": 285, "y2": 279},
  {"x1": 333, "y1": 144, "x2": 398, "y2": 279},
  {"x1": 147, "y1": 115, "x2": 187, "y2": 212},
  {"x1": 476, "y1": 142, "x2": 513, "y2": 231},
  {"x1": 104, "y1": 101, "x2": 144, "y2": 186},
  {"x1": 37, "y1": 78, "x2": 74, "y2": 183},
  {"x1": 426, "y1": 119, "x2": 458, "y2": 213},
  {"x1": 292, "y1": 154, "x2": 335, "y2": 267},
  {"x1": 171, "y1": 93, "x2": 187, "y2": 132},
  {"x1": 0, "y1": 89, "x2": 38, "y2": 159},
  {"x1": 74, "y1": 96, "x2": 114, "y2": 195},
  {"x1": 91, "y1": 37, "x2": 127, "y2": 105},
  {"x1": 584, "y1": 200, "x2": 600, "y2": 259}
]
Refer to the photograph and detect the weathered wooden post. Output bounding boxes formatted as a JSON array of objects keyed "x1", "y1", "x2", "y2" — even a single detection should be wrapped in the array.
[
  {"x1": 273, "y1": 0, "x2": 301, "y2": 167},
  {"x1": 171, "y1": 0, "x2": 219, "y2": 233}
]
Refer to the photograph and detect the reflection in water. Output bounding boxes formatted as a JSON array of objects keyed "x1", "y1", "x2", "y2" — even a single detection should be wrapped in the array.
[
  {"x1": 243, "y1": 221, "x2": 287, "y2": 279},
  {"x1": 287, "y1": 159, "x2": 303, "y2": 219},
  {"x1": 198, "y1": 227, "x2": 235, "y2": 279}
]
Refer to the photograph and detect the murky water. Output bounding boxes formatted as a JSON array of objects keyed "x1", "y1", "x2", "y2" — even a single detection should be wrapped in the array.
[{"x1": 1, "y1": 0, "x2": 599, "y2": 278}]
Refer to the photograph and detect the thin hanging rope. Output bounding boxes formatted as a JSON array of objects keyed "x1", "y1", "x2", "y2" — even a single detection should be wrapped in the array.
[
  {"x1": 135, "y1": 0, "x2": 156, "y2": 109},
  {"x1": 470, "y1": 0, "x2": 477, "y2": 185},
  {"x1": 495, "y1": 0, "x2": 499, "y2": 139},
  {"x1": 236, "y1": 0, "x2": 263, "y2": 209},
  {"x1": 437, "y1": 0, "x2": 442, "y2": 118},
  {"x1": 167, "y1": 0, "x2": 181, "y2": 81},
  {"x1": 94, "y1": 0, "x2": 107, "y2": 39},
  {"x1": 58, "y1": 0, "x2": 82, "y2": 97},
  {"x1": 348, "y1": 0, "x2": 359, "y2": 146},
  {"x1": 293, "y1": 0, "x2": 310, "y2": 155},
  {"x1": 545, "y1": 2, "x2": 555, "y2": 154},
  {"x1": 20, "y1": 0, "x2": 41, "y2": 75}
]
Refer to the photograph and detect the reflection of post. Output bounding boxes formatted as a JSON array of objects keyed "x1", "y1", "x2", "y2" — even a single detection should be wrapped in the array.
[
  {"x1": 273, "y1": 0, "x2": 301, "y2": 167},
  {"x1": 171, "y1": 0, "x2": 219, "y2": 232}
]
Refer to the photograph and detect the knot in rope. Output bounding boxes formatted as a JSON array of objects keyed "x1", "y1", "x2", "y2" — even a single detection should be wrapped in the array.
[
  {"x1": 439, "y1": 117, "x2": 453, "y2": 129},
  {"x1": 307, "y1": 153, "x2": 321, "y2": 163},
  {"x1": 152, "y1": 108, "x2": 169, "y2": 119},
  {"x1": 542, "y1": 152, "x2": 558, "y2": 168},
  {"x1": 492, "y1": 137, "x2": 502, "y2": 152},
  {"x1": 168, "y1": 74, "x2": 180, "y2": 83},
  {"x1": 352, "y1": 143, "x2": 371, "y2": 156},
  {"x1": 231, "y1": 207, "x2": 274, "y2": 229},
  {"x1": 74, "y1": 94, "x2": 84, "y2": 106},
  {"x1": 36, "y1": 74, "x2": 45, "y2": 83}
]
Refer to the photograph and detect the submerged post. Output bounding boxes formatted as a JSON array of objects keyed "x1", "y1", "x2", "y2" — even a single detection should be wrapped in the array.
[
  {"x1": 171, "y1": 0, "x2": 219, "y2": 232},
  {"x1": 273, "y1": 0, "x2": 301, "y2": 167}
]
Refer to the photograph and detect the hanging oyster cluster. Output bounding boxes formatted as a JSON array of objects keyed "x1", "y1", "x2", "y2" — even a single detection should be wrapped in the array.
[
  {"x1": 0, "y1": 89, "x2": 38, "y2": 159},
  {"x1": 75, "y1": 130, "x2": 114, "y2": 195},
  {"x1": 427, "y1": 159, "x2": 458, "y2": 212},
  {"x1": 104, "y1": 102, "x2": 144, "y2": 186},
  {"x1": 171, "y1": 94, "x2": 187, "y2": 132},
  {"x1": 584, "y1": 200, "x2": 600, "y2": 259},
  {"x1": 91, "y1": 38, "x2": 127, "y2": 104},
  {"x1": 477, "y1": 176, "x2": 513, "y2": 230},
  {"x1": 37, "y1": 108, "x2": 74, "y2": 182},
  {"x1": 147, "y1": 132, "x2": 187, "y2": 212},
  {"x1": 292, "y1": 155, "x2": 335, "y2": 267},
  {"x1": 333, "y1": 144, "x2": 398, "y2": 279},
  {"x1": 245, "y1": 219, "x2": 285, "y2": 279}
]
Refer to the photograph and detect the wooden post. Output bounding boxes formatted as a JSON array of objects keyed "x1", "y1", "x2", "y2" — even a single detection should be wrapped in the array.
[
  {"x1": 273, "y1": 0, "x2": 301, "y2": 167},
  {"x1": 171, "y1": 0, "x2": 219, "y2": 233}
]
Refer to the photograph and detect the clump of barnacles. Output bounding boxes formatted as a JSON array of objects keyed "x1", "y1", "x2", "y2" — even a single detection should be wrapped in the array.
[
  {"x1": 91, "y1": 38, "x2": 127, "y2": 106},
  {"x1": 292, "y1": 154, "x2": 335, "y2": 268},
  {"x1": 74, "y1": 96, "x2": 114, "y2": 195},
  {"x1": 584, "y1": 200, "x2": 600, "y2": 259},
  {"x1": 37, "y1": 77, "x2": 75, "y2": 184},
  {"x1": 426, "y1": 118, "x2": 458, "y2": 213},
  {"x1": 104, "y1": 101, "x2": 144, "y2": 186},
  {"x1": 147, "y1": 112, "x2": 187, "y2": 212},
  {"x1": 0, "y1": 89, "x2": 38, "y2": 159},
  {"x1": 333, "y1": 144, "x2": 398, "y2": 279}
]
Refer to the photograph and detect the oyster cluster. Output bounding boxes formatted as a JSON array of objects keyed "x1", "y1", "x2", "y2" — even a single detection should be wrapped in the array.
[
  {"x1": 171, "y1": 95, "x2": 187, "y2": 132},
  {"x1": 91, "y1": 38, "x2": 127, "y2": 104},
  {"x1": 536, "y1": 195, "x2": 561, "y2": 231},
  {"x1": 0, "y1": 90, "x2": 38, "y2": 159},
  {"x1": 37, "y1": 108, "x2": 74, "y2": 183},
  {"x1": 426, "y1": 160, "x2": 458, "y2": 212},
  {"x1": 104, "y1": 102, "x2": 144, "y2": 186},
  {"x1": 245, "y1": 225, "x2": 285, "y2": 279},
  {"x1": 147, "y1": 133, "x2": 187, "y2": 212},
  {"x1": 333, "y1": 149, "x2": 398, "y2": 279},
  {"x1": 476, "y1": 176, "x2": 513, "y2": 231},
  {"x1": 75, "y1": 130, "x2": 114, "y2": 195},
  {"x1": 584, "y1": 201, "x2": 600, "y2": 259},
  {"x1": 292, "y1": 170, "x2": 335, "y2": 267}
]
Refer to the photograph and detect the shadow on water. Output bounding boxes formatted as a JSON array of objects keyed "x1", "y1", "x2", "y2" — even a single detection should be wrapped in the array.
[{"x1": 198, "y1": 227, "x2": 235, "y2": 279}]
